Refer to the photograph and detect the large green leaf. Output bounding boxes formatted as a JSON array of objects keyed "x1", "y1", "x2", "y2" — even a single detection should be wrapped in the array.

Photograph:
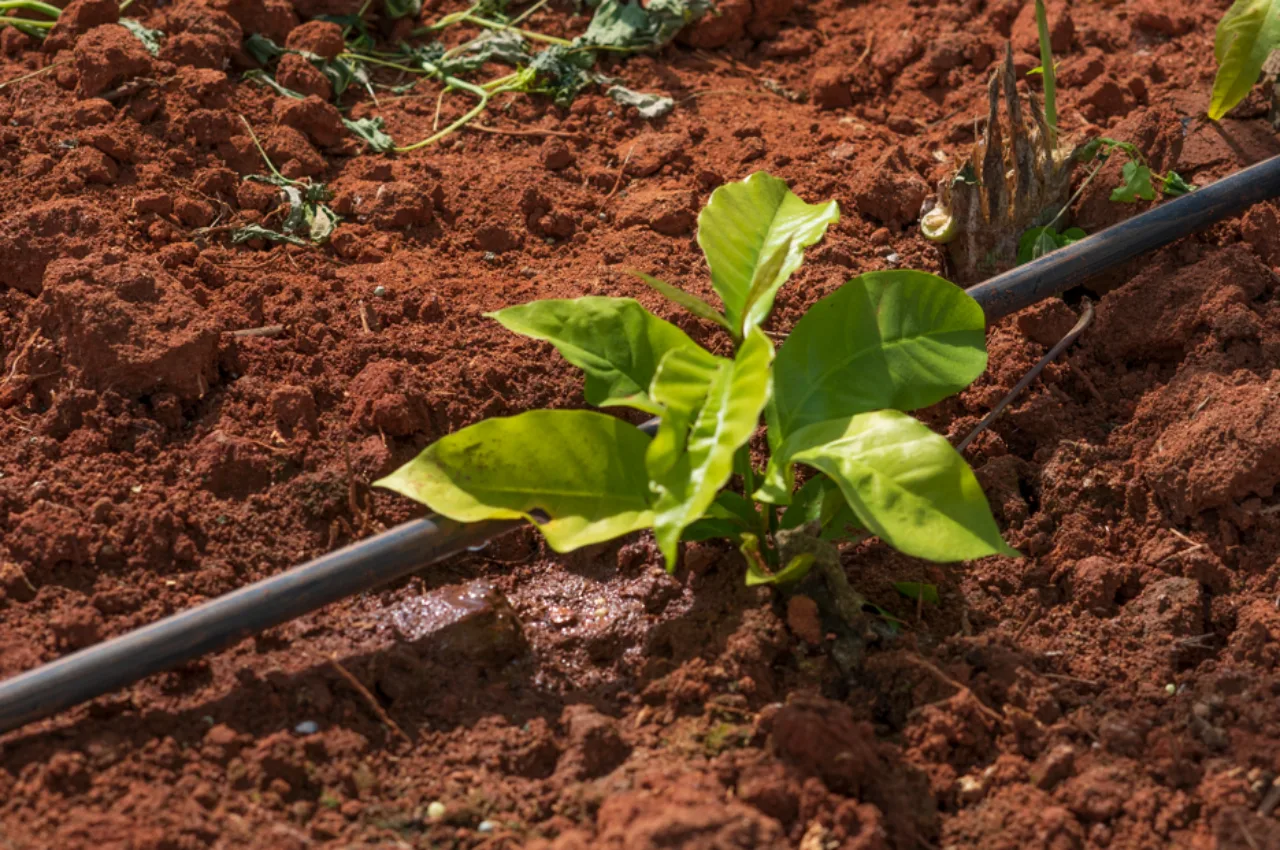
[
  {"x1": 1209, "y1": 0, "x2": 1280, "y2": 121},
  {"x1": 374, "y1": 410, "x2": 653, "y2": 552},
  {"x1": 488, "y1": 297, "x2": 702, "y2": 414},
  {"x1": 646, "y1": 345, "x2": 721, "y2": 478},
  {"x1": 768, "y1": 270, "x2": 986, "y2": 453},
  {"x1": 649, "y1": 328, "x2": 774, "y2": 568},
  {"x1": 783, "y1": 411, "x2": 1015, "y2": 562},
  {"x1": 697, "y1": 172, "x2": 839, "y2": 338}
]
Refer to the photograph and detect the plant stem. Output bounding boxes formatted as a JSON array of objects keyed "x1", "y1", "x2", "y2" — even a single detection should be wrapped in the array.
[
  {"x1": 394, "y1": 68, "x2": 492, "y2": 152},
  {"x1": 1034, "y1": 0, "x2": 1057, "y2": 146},
  {"x1": 238, "y1": 114, "x2": 292, "y2": 184},
  {"x1": 0, "y1": 59, "x2": 60, "y2": 88},
  {"x1": 1044, "y1": 159, "x2": 1103, "y2": 232},
  {"x1": 510, "y1": 0, "x2": 551, "y2": 26},
  {"x1": 342, "y1": 51, "x2": 428, "y2": 76},
  {"x1": 458, "y1": 13, "x2": 571, "y2": 46},
  {"x1": 0, "y1": 0, "x2": 60, "y2": 18},
  {"x1": 0, "y1": 17, "x2": 54, "y2": 30}
]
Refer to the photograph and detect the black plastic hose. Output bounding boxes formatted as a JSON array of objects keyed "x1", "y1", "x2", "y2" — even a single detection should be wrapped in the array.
[{"x1": 3, "y1": 154, "x2": 1280, "y2": 737}]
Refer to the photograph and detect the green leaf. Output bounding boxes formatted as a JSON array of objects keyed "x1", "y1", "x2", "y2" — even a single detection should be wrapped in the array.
[
  {"x1": 779, "y1": 475, "x2": 863, "y2": 541},
  {"x1": 313, "y1": 55, "x2": 358, "y2": 98},
  {"x1": 488, "y1": 297, "x2": 704, "y2": 414},
  {"x1": 697, "y1": 172, "x2": 839, "y2": 338},
  {"x1": 1161, "y1": 171, "x2": 1194, "y2": 196},
  {"x1": 343, "y1": 116, "x2": 396, "y2": 152},
  {"x1": 649, "y1": 328, "x2": 774, "y2": 568},
  {"x1": 746, "y1": 552, "x2": 814, "y2": 586},
  {"x1": 375, "y1": 410, "x2": 654, "y2": 552},
  {"x1": 893, "y1": 582, "x2": 940, "y2": 605},
  {"x1": 385, "y1": 0, "x2": 422, "y2": 19},
  {"x1": 646, "y1": 345, "x2": 722, "y2": 477},
  {"x1": 1209, "y1": 0, "x2": 1280, "y2": 121},
  {"x1": 627, "y1": 271, "x2": 733, "y2": 334},
  {"x1": 764, "y1": 270, "x2": 986, "y2": 485},
  {"x1": 120, "y1": 18, "x2": 164, "y2": 56},
  {"x1": 607, "y1": 85, "x2": 674, "y2": 118},
  {"x1": 245, "y1": 33, "x2": 286, "y2": 65},
  {"x1": 1017, "y1": 225, "x2": 1086, "y2": 264},
  {"x1": 1110, "y1": 160, "x2": 1157, "y2": 203},
  {"x1": 579, "y1": 0, "x2": 708, "y2": 51},
  {"x1": 783, "y1": 410, "x2": 1016, "y2": 562},
  {"x1": 682, "y1": 491, "x2": 757, "y2": 542},
  {"x1": 243, "y1": 69, "x2": 305, "y2": 100},
  {"x1": 527, "y1": 45, "x2": 597, "y2": 105}
]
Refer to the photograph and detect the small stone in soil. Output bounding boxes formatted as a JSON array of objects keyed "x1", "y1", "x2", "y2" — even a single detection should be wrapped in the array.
[
  {"x1": 294, "y1": 720, "x2": 319, "y2": 735},
  {"x1": 373, "y1": 285, "x2": 386, "y2": 297},
  {"x1": 427, "y1": 801, "x2": 446, "y2": 820},
  {"x1": 478, "y1": 821, "x2": 495, "y2": 833}
]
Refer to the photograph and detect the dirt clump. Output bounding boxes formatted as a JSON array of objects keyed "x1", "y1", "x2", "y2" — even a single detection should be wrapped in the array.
[{"x1": 73, "y1": 24, "x2": 153, "y2": 97}]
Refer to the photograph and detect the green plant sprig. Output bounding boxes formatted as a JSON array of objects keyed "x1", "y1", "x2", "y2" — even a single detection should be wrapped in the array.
[
  {"x1": 223, "y1": 116, "x2": 340, "y2": 245},
  {"x1": 0, "y1": 0, "x2": 60, "y2": 37},
  {"x1": 1033, "y1": 0, "x2": 1057, "y2": 146},
  {"x1": 376, "y1": 172, "x2": 1017, "y2": 584}
]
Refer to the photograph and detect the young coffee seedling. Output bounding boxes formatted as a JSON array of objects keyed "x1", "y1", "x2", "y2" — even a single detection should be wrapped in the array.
[{"x1": 377, "y1": 172, "x2": 1015, "y2": 586}]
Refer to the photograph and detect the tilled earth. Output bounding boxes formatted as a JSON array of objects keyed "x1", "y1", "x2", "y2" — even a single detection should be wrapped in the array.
[{"x1": 3, "y1": 0, "x2": 1280, "y2": 847}]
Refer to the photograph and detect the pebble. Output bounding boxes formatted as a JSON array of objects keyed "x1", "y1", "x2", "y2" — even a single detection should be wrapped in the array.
[
  {"x1": 478, "y1": 821, "x2": 495, "y2": 833},
  {"x1": 294, "y1": 720, "x2": 319, "y2": 735},
  {"x1": 427, "y1": 801, "x2": 447, "y2": 820},
  {"x1": 1165, "y1": 683, "x2": 1176, "y2": 695},
  {"x1": 373, "y1": 285, "x2": 386, "y2": 297}
]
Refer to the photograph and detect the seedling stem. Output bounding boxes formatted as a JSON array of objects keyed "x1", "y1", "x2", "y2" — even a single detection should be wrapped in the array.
[{"x1": 1034, "y1": 0, "x2": 1057, "y2": 147}]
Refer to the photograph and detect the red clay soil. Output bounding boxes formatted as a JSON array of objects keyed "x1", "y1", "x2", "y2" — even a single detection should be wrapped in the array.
[{"x1": 3, "y1": 0, "x2": 1280, "y2": 847}]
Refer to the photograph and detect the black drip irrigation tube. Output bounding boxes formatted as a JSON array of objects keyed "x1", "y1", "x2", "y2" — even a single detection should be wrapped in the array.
[{"x1": 3, "y1": 155, "x2": 1280, "y2": 737}]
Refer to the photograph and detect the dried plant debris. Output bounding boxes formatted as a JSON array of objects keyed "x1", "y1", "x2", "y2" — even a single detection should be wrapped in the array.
[{"x1": 923, "y1": 44, "x2": 1078, "y2": 284}]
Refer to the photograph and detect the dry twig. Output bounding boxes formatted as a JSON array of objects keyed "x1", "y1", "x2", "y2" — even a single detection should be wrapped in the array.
[{"x1": 958, "y1": 299, "x2": 1094, "y2": 453}]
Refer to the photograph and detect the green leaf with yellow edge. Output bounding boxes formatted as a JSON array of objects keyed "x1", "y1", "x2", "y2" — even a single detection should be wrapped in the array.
[
  {"x1": 649, "y1": 328, "x2": 774, "y2": 569},
  {"x1": 697, "y1": 171, "x2": 839, "y2": 338},
  {"x1": 374, "y1": 410, "x2": 653, "y2": 552},
  {"x1": 1208, "y1": 0, "x2": 1280, "y2": 121},
  {"x1": 488, "y1": 297, "x2": 703, "y2": 415},
  {"x1": 784, "y1": 410, "x2": 1017, "y2": 562},
  {"x1": 759, "y1": 270, "x2": 986, "y2": 501}
]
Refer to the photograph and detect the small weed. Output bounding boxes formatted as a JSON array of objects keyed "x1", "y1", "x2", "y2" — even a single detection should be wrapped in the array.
[
  {"x1": 240, "y1": 0, "x2": 705, "y2": 154},
  {"x1": 220, "y1": 116, "x2": 340, "y2": 247}
]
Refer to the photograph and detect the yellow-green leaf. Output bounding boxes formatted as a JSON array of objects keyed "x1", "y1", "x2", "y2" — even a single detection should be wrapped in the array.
[
  {"x1": 759, "y1": 270, "x2": 986, "y2": 502},
  {"x1": 649, "y1": 328, "x2": 774, "y2": 568},
  {"x1": 785, "y1": 411, "x2": 1017, "y2": 562},
  {"x1": 697, "y1": 172, "x2": 839, "y2": 339},
  {"x1": 375, "y1": 410, "x2": 653, "y2": 552},
  {"x1": 1209, "y1": 0, "x2": 1280, "y2": 121},
  {"x1": 489, "y1": 297, "x2": 703, "y2": 414}
]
